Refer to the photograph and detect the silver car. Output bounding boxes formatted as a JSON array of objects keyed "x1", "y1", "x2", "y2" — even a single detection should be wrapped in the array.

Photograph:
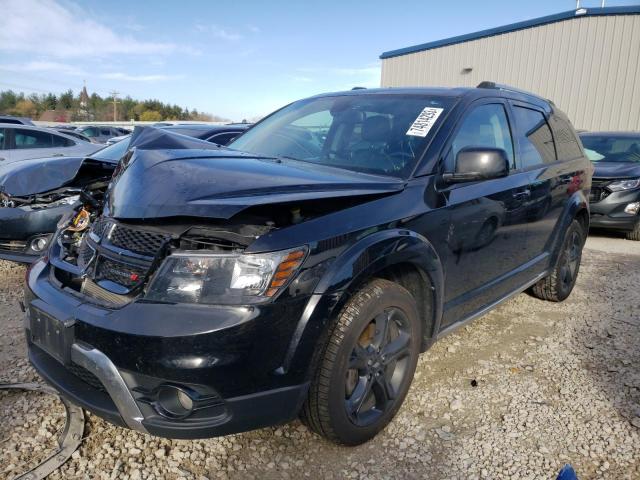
[{"x1": 0, "y1": 124, "x2": 101, "y2": 164}]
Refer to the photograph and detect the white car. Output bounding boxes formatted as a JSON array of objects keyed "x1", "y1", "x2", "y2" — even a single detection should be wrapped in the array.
[{"x1": 0, "y1": 124, "x2": 102, "y2": 164}]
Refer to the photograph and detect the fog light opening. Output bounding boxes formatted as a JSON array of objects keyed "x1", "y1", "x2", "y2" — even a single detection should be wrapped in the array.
[
  {"x1": 624, "y1": 202, "x2": 640, "y2": 215},
  {"x1": 154, "y1": 385, "x2": 196, "y2": 419},
  {"x1": 30, "y1": 236, "x2": 50, "y2": 253}
]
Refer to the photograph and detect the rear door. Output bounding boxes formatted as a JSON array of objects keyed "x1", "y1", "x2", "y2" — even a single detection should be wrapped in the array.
[
  {"x1": 509, "y1": 102, "x2": 577, "y2": 273},
  {"x1": 439, "y1": 99, "x2": 533, "y2": 328}
]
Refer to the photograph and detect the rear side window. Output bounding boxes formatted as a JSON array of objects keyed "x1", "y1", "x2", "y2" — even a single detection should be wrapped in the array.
[
  {"x1": 51, "y1": 134, "x2": 74, "y2": 147},
  {"x1": 82, "y1": 127, "x2": 98, "y2": 137},
  {"x1": 447, "y1": 103, "x2": 514, "y2": 169},
  {"x1": 513, "y1": 106, "x2": 556, "y2": 168},
  {"x1": 101, "y1": 128, "x2": 111, "y2": 136},
  {"x1": 0, "y1": 129, "x2": 5, "y2": 149},
  {"x1": 14, "y1": 129, "x2": 53, "y2": 149},
  {"x1": 549, "y1": 115, "x2": 582, "y2": 161}
]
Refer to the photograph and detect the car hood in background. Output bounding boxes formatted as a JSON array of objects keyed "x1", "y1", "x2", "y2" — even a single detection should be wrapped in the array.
[
  {"x1": 593, "y1": 161, "x2": 640, "y2": 179},
  {"x1": 107, "y1": 128, "x2": 405, "y2": 220},
  {"x1": 0, "y1": 156, "x2": 88, "y2": 196}
]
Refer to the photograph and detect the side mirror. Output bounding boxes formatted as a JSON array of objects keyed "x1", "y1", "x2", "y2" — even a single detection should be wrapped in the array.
[{"x1": 443, "y1": 147, "x2": 509, "y2": 183}]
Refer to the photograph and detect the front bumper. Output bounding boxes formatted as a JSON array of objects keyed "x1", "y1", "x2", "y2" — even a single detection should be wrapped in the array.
[
  {"x1": 589, "y1": 187, "x2": 640, "y2": 231},
  {"x1": 24, "y1": 259, "x2": 317, "y2": 438}
]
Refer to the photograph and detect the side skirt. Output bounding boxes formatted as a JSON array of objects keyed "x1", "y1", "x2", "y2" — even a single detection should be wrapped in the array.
[{"x1": 435, "y1": 270, "x2": 549, "y2": 340}]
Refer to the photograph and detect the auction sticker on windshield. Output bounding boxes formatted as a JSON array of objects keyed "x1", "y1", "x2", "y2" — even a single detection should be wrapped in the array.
[{"x1": 406, "y1": 107, "x2": 444, "y2": 137}]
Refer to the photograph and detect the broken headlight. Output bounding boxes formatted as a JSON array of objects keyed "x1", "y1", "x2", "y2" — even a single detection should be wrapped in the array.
[{"x1": 145, "y1": 247, "x2": 307, "y2": 304}]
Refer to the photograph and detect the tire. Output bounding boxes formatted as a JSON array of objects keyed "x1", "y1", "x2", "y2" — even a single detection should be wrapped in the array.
[
  {"x1": 625, "y1": 220, "x2": 640, "y2": 241},
  {"x1": 300, "y1": 278, "x2": 422, "y2": 445},
  {"x1": 530, "y1": 219, "x2": 585, "y2": 302}
]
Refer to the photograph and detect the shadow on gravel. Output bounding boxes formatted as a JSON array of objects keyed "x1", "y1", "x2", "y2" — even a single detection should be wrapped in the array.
[{"x1": 573, "y1": 256, "x2": 640, "y2": 426}]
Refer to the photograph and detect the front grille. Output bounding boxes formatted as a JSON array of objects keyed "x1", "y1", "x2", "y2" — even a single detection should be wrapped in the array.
[
  {"x1": 589, "y1": 180, "x2": 611, "y2": 203},
  {"x1": 96, "y1": 257, "x2": 147, "y2": 288},
  {"x1": 108, "y1": 224, "x2": 169, "y2": 257},
  {"x1": 91, "y1": 216, "x2": 111, "y2": 238},
  {"x1": 67, "y1": 362, "x2": 106, "y2": 392},
  {"x1": 0, "y1": 240, "x2": 27, "y2": 252}
]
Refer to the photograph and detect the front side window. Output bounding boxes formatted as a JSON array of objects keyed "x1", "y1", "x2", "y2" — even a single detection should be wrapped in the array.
[
  {"x1": 447, "y1": 103, "x2": 514, "y2": 169},
  {"x1": 81, "y1": 127, "x2": 98, "y2": 137},
  {"x1": 580, "y1": 135, "x2": 640, "y2": 163},
  {"x1": 228, "y1": 94, "x2": 455, "y2": 178},
  {"x1": 513, "y1": 106, "x2": 556, "y2": 168},
  {"x1": 14, "y1": 129, "x2": 53, "y2": 149}
]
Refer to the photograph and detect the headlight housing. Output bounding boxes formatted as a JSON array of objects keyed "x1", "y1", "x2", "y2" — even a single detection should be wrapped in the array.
[
  {"x1": 607, "y1": 178, "x2": 640, "y2": 192},
  {"x1": 145, "y1": 247, "x2": 308, "y2": 305}
]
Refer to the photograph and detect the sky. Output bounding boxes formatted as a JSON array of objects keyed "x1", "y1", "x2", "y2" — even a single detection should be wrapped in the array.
[{"x1": 1, "y1": 0, "x2": 638, "y2": 121}]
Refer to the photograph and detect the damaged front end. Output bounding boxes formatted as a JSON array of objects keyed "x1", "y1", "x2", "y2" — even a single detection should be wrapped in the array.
[{"x1": 0, "y1": 158, "x2": 114, "y2": 263}]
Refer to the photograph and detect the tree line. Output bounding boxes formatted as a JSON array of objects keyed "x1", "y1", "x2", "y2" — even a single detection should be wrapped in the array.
[{"x1": 0, "y1": 89, "x2": 228, "y2": 122}]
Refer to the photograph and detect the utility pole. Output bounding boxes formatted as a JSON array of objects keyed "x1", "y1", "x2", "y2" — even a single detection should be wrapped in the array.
[{"x1": 109, "y1": 90, "x2": 120, "y2": 122}]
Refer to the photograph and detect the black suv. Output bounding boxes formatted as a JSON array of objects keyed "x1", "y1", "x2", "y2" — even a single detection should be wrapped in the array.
[
  {"x1": 24, "y1": 83, "x2": 591, "y2": 445},
  {"x1": 580, "y1": 132, "x2": 640, "y2": 240}
]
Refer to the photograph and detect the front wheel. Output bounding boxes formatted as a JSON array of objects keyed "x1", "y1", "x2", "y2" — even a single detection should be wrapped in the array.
[
  {"x1": 530, "y1": 219, "x2": 585, "y2": 302},
  {"x1": 300, "y1": 278, "x2": 422, "y2": 445},
  {"x1": 625, "y1": 220, "x2": 640, "y2": 241}
]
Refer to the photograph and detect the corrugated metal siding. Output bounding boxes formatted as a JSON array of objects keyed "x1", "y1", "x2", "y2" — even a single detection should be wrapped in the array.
[{"x1": 381, "y1": 15, "x2": 640, "y2": 131}]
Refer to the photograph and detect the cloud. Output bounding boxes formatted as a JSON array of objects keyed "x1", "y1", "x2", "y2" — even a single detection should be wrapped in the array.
[
  {"x1": 0, "y1": 0, "x2": 186, "y2": 57},
  {"x1": 0, "y1": 61, "x2": 87, "y2": 76},
  {"x1": 291, "y1": 76, "x2": 313, "y2": 83},
  {"x1": 195, "y1": 24, "x2": 243, "y2": 41}
]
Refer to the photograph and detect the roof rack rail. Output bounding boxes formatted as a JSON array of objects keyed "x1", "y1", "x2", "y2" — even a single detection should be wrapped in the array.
[{"x1": 476, "y1": 81, "x2": 555, "y2": 106}]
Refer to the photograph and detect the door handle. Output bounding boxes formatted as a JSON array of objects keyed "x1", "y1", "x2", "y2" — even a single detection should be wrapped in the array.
[
  {"x1": 52, "y1": 153, "x2": 64, "y2": 157},
  {"x1": 512, "y1": 189, "x2": 531, "y2": 200},
  {"x1": 0, "y1": 157, "x2": 5, "y2": 161}
]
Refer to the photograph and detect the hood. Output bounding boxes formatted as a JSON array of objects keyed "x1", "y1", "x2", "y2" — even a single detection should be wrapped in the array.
[
  {"x1": 0, "y1": 156, "x2": 87, "y2": 196},
  {"x1": 107, "y1": 130, "x2": 405, "y2": 220},
  {"x1": 593, "y1": 161, "x2": 640, "y2": 179}
]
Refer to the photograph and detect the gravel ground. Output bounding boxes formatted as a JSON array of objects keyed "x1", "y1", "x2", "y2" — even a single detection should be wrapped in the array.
[{"x1": 1, "y1": 232, "x2": 638, "y2": 480}]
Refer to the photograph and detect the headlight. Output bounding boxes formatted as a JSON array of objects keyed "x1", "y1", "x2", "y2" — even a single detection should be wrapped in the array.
[
  {"x1": 145, "y1": 247, "x2": 308, "y2": 304},
  {"x1": 607, "y1": 178, "x2": 640, "y2": 192}
]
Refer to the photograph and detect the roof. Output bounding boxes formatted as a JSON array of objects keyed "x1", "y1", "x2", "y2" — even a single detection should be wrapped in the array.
[
  {"x1": 380, "y1": 6, "x2": 640, "y2": 59},
  {"x1": 312, "y1": 87, "x2": 471, "y2": 98}
]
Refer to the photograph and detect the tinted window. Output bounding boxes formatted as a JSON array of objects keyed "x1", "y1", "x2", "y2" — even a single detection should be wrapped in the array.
[
  {"x1": 0, "y1": 129, "x2": 5, "y2": 149},
  {"x1": 549, "y1": 115, "x2": 582, "y2": 161},
  {"x1": 101, "y1": 128, "x2": 111, "y2": 136},
  {"x1": 14, "y1": 129, "x2": 53, "y2": 149},
  {"x1": 82, "y1": 127, "x2": 99, "y2": 137},
  {"x1": 229, "y1": 95, "x2": 455, "y2": 178},
  {"x1": 51, "y1": 133, "x2": 74, "y2": 147},
  {"x1": 447, "y1": 103, "x2": 514, "y2": 169},
  {"x1": 580, "y1": 135, "x2": 640, "y2": 163},
  {"x1": 513, "y1": 107, "x2": 556, "y2": 168}
]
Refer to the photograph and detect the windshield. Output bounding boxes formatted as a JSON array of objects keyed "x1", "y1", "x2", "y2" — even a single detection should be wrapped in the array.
[
  {"x1": 228, "y1": 94, "x2": 454, "y2": 178},
  {"x1": 90, "y1": 136, "x2": 131, "y2": 162},
  {"x1": 580, "y1": 135, "x2": 640, "y2": 163}
]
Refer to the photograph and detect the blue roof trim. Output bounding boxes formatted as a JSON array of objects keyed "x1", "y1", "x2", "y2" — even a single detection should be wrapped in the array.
[{"x1": 380, "y1": 6, "x2": 640, "y2": 59}]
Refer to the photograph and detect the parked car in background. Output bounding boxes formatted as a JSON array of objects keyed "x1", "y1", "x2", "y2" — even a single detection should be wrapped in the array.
[
  {"x1": 105, "y1": 123, "x2": 251, "y2": 146},
  {"x1": 0, "y1": 115, "x2": 35, "y2": 125},
  {"x1": 0, "y1": 124, "x2": 101, "y2": 164},
  {"x1": 51, "y1": 128, "x2": 92, "y2": 143},
  {"x1": 76, "y1": 125, "x2": 130, "y2": 143},
  {"x1": 24, "y1": 84, "x2": 590, "y2": 446},
  {"x1": 0, "y1": 128, "x2": 228, "y2": 263},
  {"x1": 580, "y1": 132, "x2": 640, "y2": 240}
]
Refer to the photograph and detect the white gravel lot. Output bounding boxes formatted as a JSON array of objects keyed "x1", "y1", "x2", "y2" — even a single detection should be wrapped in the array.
[{"x1": 0, "y1": 232, "x2": 638, "y2": 480}]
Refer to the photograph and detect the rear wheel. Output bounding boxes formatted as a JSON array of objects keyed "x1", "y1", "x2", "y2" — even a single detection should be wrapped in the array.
[
  {"x1": 625, "y1": 220, "x2": 640, "y2": 241},
  {"x1": 530, "y1": 219, "x2": 584, "y2": 302},
  {"x1": 300, "y1": 278, "x2": 421, "y2": 445}
]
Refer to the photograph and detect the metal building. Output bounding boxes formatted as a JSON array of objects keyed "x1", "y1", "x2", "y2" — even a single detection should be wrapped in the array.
[{"x1": 380, "y1": 6, "x2": 640, "y2": 131}]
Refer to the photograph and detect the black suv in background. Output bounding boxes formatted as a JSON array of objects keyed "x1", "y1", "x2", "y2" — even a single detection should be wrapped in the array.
[
  {"x1": 580, "y1": 132, "x2": 640, "y2": 240},
  {"x1": 24, "y1": 83, "x2": 591, "y2": 445}
]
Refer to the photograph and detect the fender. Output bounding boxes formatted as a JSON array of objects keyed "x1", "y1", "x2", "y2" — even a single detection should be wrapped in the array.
[
  {"x1": 545, "y1": 189, "x2": 589, "y2": 267},
  {"x1": 278, "y1": 228, "x2": 444, "y2": 379}
]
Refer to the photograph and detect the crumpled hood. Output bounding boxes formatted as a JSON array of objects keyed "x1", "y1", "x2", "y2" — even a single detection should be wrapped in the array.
[
  {"x1": 107, "y1": 130, "x2": 405, "y2": 220},
  {"x1": 593, "y1": 162, "x2": 640, "y2": 179},
  {"x1": 0, "y1": 156, "x2": 87, "y2": 196}
]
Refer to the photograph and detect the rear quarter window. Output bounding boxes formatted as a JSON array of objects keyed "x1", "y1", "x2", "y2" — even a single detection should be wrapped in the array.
[
  {"x1": 51, "y1": 134, "x2": 75, "y2": 147},
  {"x1": 549, "y1": 115, "x2": 583, "y2": 161}
]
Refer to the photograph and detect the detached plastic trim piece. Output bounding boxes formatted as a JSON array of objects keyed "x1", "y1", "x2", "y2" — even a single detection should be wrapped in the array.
[{"x1": 0, "y1": 382, "x2": 85, "y2": 480}]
